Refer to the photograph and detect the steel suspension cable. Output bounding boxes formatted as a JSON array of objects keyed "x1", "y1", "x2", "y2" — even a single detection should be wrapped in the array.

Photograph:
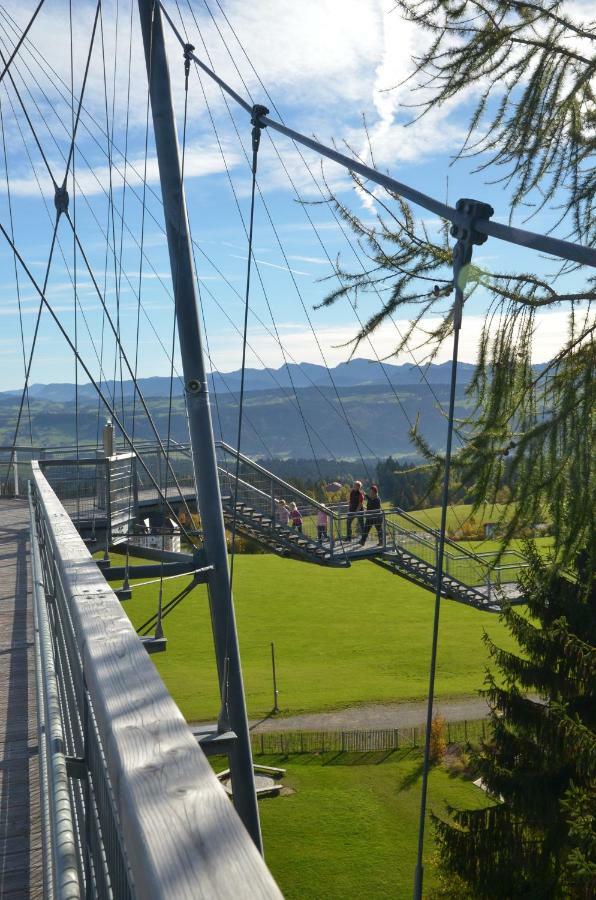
[
  {"x1": 172, "y1": 0, "x2": 470, "y2": 528},
  {"x1": 228, "y1": 106, "x2": 265, "y2": 591},
  {"x1": 0, "y1": 0, "x2": 45, "y2": 85},
  {"x1": 0, "y1": 6, "x2": 402, "y2": 466},
  {"x1": 0, "y1": 91, "x2": 32, "y2": 446},
  {"x1": 177, "y1": 7, "x2": 325, "y2": 481},
  {"x1": 160, "y1": 0, "x2": 595, "y2": 270},
  {"x1": 0, "y1": 70, "x2": 113, "y2": 395},
  {"x1": 0, "y1": 0, "x2": 100, "y2": 472},
  {"x1": 0, "y1": 219, "x2": 197, "y2": 543},
  {"x1": 185, "y1": 4, "x2": 376, "y2": 475}
]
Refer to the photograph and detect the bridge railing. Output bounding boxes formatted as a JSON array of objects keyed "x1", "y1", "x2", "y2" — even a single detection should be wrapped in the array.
[{"x1": 30, "y1": 461, "x2": 280, "y2": 899}]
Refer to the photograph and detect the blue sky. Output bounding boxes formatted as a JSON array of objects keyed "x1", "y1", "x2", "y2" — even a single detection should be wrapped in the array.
[{"x1": 0, "y1": 0, "x2": 589, "y2": 392}]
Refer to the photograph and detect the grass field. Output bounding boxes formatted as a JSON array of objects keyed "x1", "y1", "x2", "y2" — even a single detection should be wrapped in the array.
[
  {"x1": 108, "y1": 552, "x2": 520, "y2": 722},
  {"x1": 230, "y1": 750, "x2": 489, "y2": 899}
]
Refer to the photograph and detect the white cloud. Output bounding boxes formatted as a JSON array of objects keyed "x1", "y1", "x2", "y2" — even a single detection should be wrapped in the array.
[{"x1": 205, "y1": 310, "x2": 578, "y2": 372}]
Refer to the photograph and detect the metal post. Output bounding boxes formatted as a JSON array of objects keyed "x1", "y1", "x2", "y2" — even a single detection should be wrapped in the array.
[
  {"x1": 102, "y1": 419, "x2": 114, "y2": 457},
  {"x1": 413, "y1": 199, "x2": 493, "y2": 900},
  {"x1": 12, "y1": 449, "x2": 18, "y2": 496},
  {"x1": 137, "y1": 0, "x2": 261, "y2": 850},
  {"x1": 271, "y1": 641, "x2": 279, "y2": 713}
]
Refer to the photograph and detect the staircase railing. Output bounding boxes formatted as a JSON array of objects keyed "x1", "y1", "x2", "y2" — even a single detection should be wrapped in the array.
[{"x1": 216, "y1": 442, "x2": 343, "y2": 557}]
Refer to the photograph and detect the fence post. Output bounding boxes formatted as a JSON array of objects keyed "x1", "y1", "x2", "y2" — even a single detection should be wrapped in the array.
[{"x1": 464, "y1": 720, "x2": 468, "y2": 742}]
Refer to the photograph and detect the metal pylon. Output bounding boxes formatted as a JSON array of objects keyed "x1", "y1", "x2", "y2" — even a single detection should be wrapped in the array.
[{"x1": 137, "y1": 0, "x2": 262, "y2": 851}]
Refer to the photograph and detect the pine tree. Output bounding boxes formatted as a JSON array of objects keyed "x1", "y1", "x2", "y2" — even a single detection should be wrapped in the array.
[
  {"x1": 317, "y1": 0, "x2": 595, "y2": 571},
  {"x1": 432, "y1": 546, "x2": 595, "y2": 898}
]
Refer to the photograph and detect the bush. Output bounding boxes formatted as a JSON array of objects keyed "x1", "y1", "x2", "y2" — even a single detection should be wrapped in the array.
[{"x1": 429, "y1": 715, "x2": 447, "y2": 764}]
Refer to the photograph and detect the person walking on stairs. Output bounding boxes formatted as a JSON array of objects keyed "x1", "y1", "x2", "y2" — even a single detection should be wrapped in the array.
[
  {"x1": 289, "y1": 502, "x2": 303, "y2": 533},
  {"x1": 316, "y1": 508, "x2": 329, "y2": 544},
  {"x1": 360, "y1": 485, "x2": 383, "y2": 546},
  {"x1": 346, "y1": 481, "x2": 364, "y2": 540},
  {"x1": 277, "y1": 498, "x2": 290, "y2": 528}
]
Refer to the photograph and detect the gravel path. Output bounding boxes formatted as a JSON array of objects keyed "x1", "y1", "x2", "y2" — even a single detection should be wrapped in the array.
[{"x1": 246, "y1": 697, "x2": 491, "y2": 733}]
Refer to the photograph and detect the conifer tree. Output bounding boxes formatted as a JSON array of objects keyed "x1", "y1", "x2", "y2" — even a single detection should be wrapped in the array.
[
  {"x1": 319, "y1": 0, "x2": 595, "y2": 571},
  {"x1": 433, "y1": 547, "x2": 595, "y2": 898}
]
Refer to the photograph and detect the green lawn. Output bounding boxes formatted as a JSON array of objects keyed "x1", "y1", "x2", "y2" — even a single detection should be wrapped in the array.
[
  {"x1": 245, "y1": 751, "x2": 489, "y2": 899},
  {"x1": 399, "y1": 502, "x2": 511, "y2": 530},
  {"x1": 107, "y1": 552, "x2": 519, "y2": 722}
]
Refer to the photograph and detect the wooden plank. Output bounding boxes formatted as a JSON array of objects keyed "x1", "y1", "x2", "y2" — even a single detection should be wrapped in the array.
[
  {"x1": 0, "y1": 497, "x2": 43, "y2": 900},
  {"x1": 33, "y1": 464, "x2": 280, "y2": 900}
]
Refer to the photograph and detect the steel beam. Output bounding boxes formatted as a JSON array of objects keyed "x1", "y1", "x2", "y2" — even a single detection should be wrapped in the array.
[{"x1": 137, "y1": 0, "x2": 261, "y2": 850}]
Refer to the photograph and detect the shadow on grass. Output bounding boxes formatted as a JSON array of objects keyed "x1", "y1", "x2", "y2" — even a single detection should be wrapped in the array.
[
  {"x1": 252, "y1": 748, "x2": 421, "y2": 768},
  {"x1": 396, "y1": 758, "x2": 426, "y2": 792}
]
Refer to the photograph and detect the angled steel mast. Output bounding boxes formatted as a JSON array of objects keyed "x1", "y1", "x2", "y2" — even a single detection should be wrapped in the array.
[{"x1": 137, "y1": 0, "x2": 262, "y2": 851}]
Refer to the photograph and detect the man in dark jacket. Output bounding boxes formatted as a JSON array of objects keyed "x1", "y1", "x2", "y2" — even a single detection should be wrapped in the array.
[
  {"x1": 346, "y1": 480, "x2": 364, "y2": 540},
  {"x1": 360, "y1": 485, "x2": 383, "y2": 546}
]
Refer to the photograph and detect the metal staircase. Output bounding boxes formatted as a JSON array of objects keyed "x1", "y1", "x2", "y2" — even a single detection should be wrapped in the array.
[
  {"x1": 216, "y1": 442, "x2": 527, "y2": 610},
  {"x1": 217, "y1": 442, "x2": 349, "y2": 566}
]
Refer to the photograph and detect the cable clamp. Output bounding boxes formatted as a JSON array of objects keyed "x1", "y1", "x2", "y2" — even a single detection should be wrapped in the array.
[
  {"x1": 183, "y1": 43, "x2": 194, "y2": 81},
  {"x1": 450, "y1": 198, "x2": 494, "y2": 247},
  {"x1": 251, "y1": 103, "x2": 269, "y2": 156},
  {"x1": 450, "y1": 198, "x2": 494, "y2": 325},
  {"x1": 54, "y1": 185, "x2": 69, "y2": 215}
]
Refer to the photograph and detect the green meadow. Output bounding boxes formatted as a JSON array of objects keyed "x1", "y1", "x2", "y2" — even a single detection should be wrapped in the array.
[{"x1": 107, "y1": 551, "x2": 519, "y2": 722}]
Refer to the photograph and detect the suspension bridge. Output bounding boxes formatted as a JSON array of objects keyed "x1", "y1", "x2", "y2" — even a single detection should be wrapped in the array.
[{"x1": 0, "y1": 1, "x2": 593, "y2": 898}]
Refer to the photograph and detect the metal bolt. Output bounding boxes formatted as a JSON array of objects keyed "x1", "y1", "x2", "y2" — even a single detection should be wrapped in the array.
[{"x1": 186, "y1": 379, "x2": 202, "y2": 394}]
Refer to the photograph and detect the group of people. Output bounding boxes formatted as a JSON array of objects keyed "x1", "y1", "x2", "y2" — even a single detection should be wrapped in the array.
[
  {"x1": 346, "y1": 480, "x2": 383, "y2": 546},
  {"x1": 276, "y1": 481, "x2": 383, "y2": 547}
]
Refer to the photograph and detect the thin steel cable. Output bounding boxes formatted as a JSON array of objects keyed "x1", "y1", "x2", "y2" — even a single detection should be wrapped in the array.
[
  {"x1": 2, "y1": 219, "x2": 60, "y2": 493},
  {"x1": 0, "y1": 219, "x2": 197, "y2": 543},
  {"x1": 0, "y1": 70, "x2": 112, "y2": 393},
  {"x1": 99, "y1": 2, "x2": 126, "y2": 428},
  {"x1": 228, "y1": 109, "x2": 263, "y2": 593},
  {"x1": 161, "y1": 0, "x2": 595, "y2": 269},
  {"x1": 0, "y1": 91, "x2": 32, "y2": 446},
  {"x1": 0, "y1": 43, "x2": 57, "y2": 185},
  {"x1": 123, "y1": 0, "x2": 150, "y2": 587},
  {"x1": 192, "y1": 0, "x2": 468, "y2": 528},
  {"x1": 176, "y1": 7, "x2": 325, "y2": 480},
  {"x1": 0, "y1": 5, "x2": 384, "y2": 468},
  {"x1": 1, "y1": 1, "x2": 101, "y2": 485},
  {"x1": 0, "y1": 0, "x2": 45, "y2": 85},
  {"x1": 68, "y1": 0, "x2": 80, "y2": 519},
  {"x1": 64, "y1": 215, "x2": 198, "y2": 528},
  {"x1": 157, "y1": 37, "x2": 193, "y2": 639},
  {"x1": 185, "y1": 4, "x2": 376, "y2": 474}
]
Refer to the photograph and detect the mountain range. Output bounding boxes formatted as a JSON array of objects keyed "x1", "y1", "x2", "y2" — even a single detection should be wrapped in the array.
[{"x1": 1, "y1": 358, "x2": 478, "y2": 403}]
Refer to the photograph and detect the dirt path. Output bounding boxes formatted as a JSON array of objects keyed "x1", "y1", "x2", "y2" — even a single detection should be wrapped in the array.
[{"x1": 246, "y1": 697, "x2": 491, "y2": 733}]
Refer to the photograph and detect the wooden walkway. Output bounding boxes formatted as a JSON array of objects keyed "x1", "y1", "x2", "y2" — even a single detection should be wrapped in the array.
[{"x1": 0, "y1": 497, "x2": 42, "y2": 898}]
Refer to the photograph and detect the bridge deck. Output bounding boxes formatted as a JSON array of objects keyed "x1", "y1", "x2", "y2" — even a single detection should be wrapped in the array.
[{"x1": 0, "y1": 498, "x2": 42, "y2": 899}]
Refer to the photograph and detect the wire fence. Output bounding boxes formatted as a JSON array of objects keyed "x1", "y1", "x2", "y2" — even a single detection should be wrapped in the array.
[{"x1": 250, "y1": 718, "x2": 490, "y2": 756}]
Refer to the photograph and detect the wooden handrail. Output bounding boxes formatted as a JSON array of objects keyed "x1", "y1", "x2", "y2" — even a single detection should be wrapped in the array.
[{"x1": 31, "y1": 462, "x2": 281, "y2": 900}]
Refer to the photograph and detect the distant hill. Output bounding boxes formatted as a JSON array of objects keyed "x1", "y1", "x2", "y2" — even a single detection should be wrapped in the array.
[
  {"x1": 1, "y1": 358, "x2": 478, "y2": 403},
  {"x1": 0, "y1": 378, "x2": 472, "y2": 459}
]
